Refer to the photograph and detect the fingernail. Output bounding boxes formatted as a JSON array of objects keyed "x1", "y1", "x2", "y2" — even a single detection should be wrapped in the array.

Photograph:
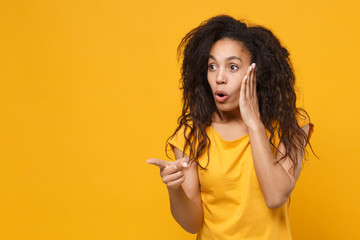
[
  {"x1": 249, "y1": 66, "x2": 252, "y2": 71},
  {"x1": 244, "y1": 75, "x2": 248, "y2": 80},
  {"x1": 182, "y1": 162, "x2": 188, "y2": 167}
]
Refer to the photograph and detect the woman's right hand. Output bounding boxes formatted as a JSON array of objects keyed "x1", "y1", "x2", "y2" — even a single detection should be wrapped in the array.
[
  {"x1": 146, "y1": 158, "x2": 189, "y2": 190},
  {"x1": 147, "y1": 151, "x2": 203, "y2": 233}
]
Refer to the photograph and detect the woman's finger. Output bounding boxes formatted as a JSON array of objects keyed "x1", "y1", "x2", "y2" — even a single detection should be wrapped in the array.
[
  {"x1": 253, "y1": 64, "x2": 257, "y2": 96},
  {"x1": 166, "y1": 176, "x2": 185, "y2": 189},
  {"x1": 160, "y1": 158, "x2": 188, "y2": 176},
  {"x1": 249, "y1": 63, "x2": 256, "y2": 98},
  {"x1": 241, "y1": 65, "x2": 251, "y2": 101},
  {"x1": 246, "y1": 65, "x2": 252, "y2": 99},
  {"x1": 146, "y1": 158, "x2": 169, "y2": 170},
  {"x1": 175, "y1": 157, "x2": 188, "y2": 168},
  {"x1": 161, "y1": 164, "x2": 182, "y2": 177},
  {"x1": 240, "y1": 74, "x2": 247, "y2": 102},
  {"x1": 162, "y1": 170, "x2": 184, "y2": 184}
]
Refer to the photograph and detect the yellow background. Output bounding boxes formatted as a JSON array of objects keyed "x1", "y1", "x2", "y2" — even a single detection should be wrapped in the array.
[{"x1": 1, "y1": 0, "x2": 359, "y2": 239}]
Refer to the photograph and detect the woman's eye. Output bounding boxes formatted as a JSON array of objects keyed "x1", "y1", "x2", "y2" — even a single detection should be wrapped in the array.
[
  {"x1": 208, "y1": 64, "x2": 216, "y2": 70},
  {"x1": 230, "y1": 65, "x2": 239, "y2": 71}
]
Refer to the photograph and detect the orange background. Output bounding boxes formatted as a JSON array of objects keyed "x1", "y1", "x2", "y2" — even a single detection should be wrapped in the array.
[{"x1": 1, "y1": 0, "x2": 359, "y2": 239}]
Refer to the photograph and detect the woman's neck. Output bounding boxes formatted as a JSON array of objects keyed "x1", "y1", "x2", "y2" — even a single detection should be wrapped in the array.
[
  {"x1": 211, "y1": 109, "x2": 249, "y2": 141},
  {"x1": 213, "y1": 108, "x2": 242, "y2": 124}
]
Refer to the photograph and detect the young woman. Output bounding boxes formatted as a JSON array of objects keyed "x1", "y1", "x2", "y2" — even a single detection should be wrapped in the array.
[{"x1": 147, "y1": 15, "x2": 314, "y2": 239}]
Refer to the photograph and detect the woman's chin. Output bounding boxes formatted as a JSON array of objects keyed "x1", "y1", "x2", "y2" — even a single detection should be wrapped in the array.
[{"x1": 216, "y1": 103, "x2": 240, "y2": 113}]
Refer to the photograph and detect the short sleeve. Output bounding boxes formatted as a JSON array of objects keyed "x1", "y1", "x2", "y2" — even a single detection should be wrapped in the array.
[
  {"x1": 268, "y1": 111, "x2": 314, "y2": 154},
  {"x1": 167, "y1": 125, "x2": 191, "y2": 159},
  {"x1": 296, "y1": 111, "x2": 314, "y2": 143}
]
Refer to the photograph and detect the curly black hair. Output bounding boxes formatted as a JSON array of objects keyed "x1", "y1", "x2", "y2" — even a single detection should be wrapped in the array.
[{"x1": 166, "y1": 15, "x2": 312, "y2": 174}]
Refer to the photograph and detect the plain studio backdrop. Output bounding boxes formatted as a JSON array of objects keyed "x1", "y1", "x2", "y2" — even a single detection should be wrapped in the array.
[{"x1": 0, "y1": 0, "x2": 359, "y2": 239}]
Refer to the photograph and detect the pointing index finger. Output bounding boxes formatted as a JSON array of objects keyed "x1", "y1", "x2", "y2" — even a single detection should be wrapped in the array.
[{"x1": 146, "y1": 158, "x2": 169, "y2": 169}]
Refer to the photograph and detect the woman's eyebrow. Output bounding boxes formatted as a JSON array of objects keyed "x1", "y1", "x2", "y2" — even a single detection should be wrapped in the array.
[
  {"x1": 209, "y1": 55, "x2": 216, "y2": 60},
  {"x1": 226, "y1": 56, "x2": 242, "y2": 62},
  {"x1": 209, "y1": 55, "x2": 242, "y2": 62}
]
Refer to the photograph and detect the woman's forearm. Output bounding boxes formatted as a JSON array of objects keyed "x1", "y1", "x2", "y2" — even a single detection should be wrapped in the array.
[
  {"x1": 248, "y1": 122, "x2": 295, "y2": 208},
  {"x1": 167, "y1": 186, "x2": 203, "y2": 234}
]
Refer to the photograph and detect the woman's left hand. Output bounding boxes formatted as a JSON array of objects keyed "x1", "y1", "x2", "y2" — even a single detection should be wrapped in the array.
[{"x1": 239, "y1": 63, "x2": 262, "y2": 129}]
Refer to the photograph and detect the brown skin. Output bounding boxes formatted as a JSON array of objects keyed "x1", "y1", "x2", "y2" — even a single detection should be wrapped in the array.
[
  {"x1": 147, "y1": 38, "x2": 310, "y2": 234},
  {"x1": 209, "y1": 39, "x2": 310, "y2": 208},
  {"x1": 146, "y1": 152, "x2": 203, "y2": 233}
]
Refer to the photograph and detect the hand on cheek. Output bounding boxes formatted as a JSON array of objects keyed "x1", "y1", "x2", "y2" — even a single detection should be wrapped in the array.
[{"x1": 239, "y1": 63, "x2": 262, "y2": 129}]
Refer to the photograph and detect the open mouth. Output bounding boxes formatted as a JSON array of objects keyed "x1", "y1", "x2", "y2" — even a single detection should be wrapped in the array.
[{"x1": 215, "y1": 91, "x2": 228, "y2": 102}]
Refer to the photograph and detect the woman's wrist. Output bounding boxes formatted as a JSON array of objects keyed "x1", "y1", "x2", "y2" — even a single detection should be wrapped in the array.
[
  {"x1": 247, "y1": 120, "x2": 265, "y2": 133},
  {"x1": 167, "y1": 185, "x2": 185, "y2": 196}
]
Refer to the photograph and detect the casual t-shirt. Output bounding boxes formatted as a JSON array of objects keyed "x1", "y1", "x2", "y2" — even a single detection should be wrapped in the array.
[{"x1": 168, "y1": 115, "x2": 313, "y2": 240}]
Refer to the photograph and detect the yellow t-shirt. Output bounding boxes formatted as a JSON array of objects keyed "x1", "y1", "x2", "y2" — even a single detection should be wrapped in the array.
[{"x1": 168, "y1": 115, "x2": 313, "y2": 240}]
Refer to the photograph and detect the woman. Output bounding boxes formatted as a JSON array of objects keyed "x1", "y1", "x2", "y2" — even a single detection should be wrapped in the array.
[{"x1": 147, "y1": 15, "x2": 314, "y2": 239}]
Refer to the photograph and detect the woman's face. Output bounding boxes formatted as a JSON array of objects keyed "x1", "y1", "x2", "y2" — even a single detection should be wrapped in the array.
[{"x1": 207, "y1": 38, "x2": 252, "y2": 113}]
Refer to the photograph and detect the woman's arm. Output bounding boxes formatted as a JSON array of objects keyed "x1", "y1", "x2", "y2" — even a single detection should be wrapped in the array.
[
  {"x1": 147, "y1": 147, "x2": 203, "y2": 233},
  {"x1": 168, "y1": 147, "x2": 203, "y2": 233},
  {"x1": 248, "y1": 123, "x2": 310, "y2": 209},
  {"x1": 240, "y1": 63, "x2": 311, "y2": 208}
]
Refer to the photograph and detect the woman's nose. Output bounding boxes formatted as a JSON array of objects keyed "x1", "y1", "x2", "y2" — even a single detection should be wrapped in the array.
[{"x1": 216, "y1": 68, "x2": 226, "y2": 84}]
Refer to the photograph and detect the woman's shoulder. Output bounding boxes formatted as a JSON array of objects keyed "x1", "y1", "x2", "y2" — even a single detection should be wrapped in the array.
[
  {"x1": 267, "y1": 109, "x2": 314, "y2": 148},
  {"x1": 167, "y1": 123, "x2": 193, "y2": 158},
  {"x1": 296, "y1": 109, "x2": 314, "y2": 129},
  {"x1": 295, "y1": 109, "x2": 314, "y2": 144}
]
